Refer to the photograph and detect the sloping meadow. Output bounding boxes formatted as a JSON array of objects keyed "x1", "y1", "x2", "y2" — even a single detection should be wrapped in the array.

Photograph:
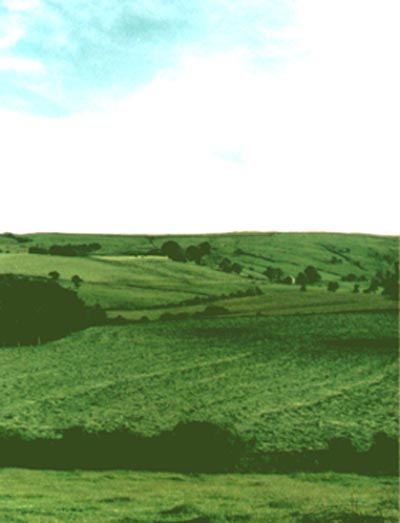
[{"x1": 0, "y1": 311, "x2": 397, "y2": 473}]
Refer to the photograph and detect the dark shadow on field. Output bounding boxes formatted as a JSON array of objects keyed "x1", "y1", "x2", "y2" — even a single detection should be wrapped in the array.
[
  {"x1": 0, "y1": 422, "x2": 247, "y2": 473},
  {"x1": 0, "y1": 423, "x2": 397, "y2": 475},
  {"x1": 249, "y1": 433, "x2": 399, "y2": 476},
  {"x1": 300, "y1": 513, "x2": 388, "y2": 523}
]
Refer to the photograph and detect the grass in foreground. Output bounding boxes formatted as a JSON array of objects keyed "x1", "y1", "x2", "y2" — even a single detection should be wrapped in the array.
[{"x1": 0, "y1": 469, "x2": 397, "y2": 523}]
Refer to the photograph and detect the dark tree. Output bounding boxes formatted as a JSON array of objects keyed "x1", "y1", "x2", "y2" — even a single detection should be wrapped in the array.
[
  {"x1": 71, "y1": 274, "x2": 83, "y2": 288},
  {"x1": 327, "y1": 281, "x2": 339, "y2": 292},
  {"x1": 304, "y1": 265, "x2": 321, "y2": 284},
  {"x1": 48, "y1": 271, "x2": 60, "y2": 281},
  {"x1": 352, "y1": 284, "x2": 360, "y2": 293},
  {"x1": 341, "y1": 273, "x2": 358, "y2": 282},
  {"x1": 219, "y1": 258, "x2": 232, "y2": 272},
  {"x1": 198, "y1": 241, "x2": 211, "y2": 256},
  {"x1": 231, "y1": 262, "x2": 243, "y2": 274},
  {"x1": 263, "y1": 266, "x2": 284, "y2": 282},
  {"x1": 381, "y1": 263, "x2": 399, "y2": 300},
  {"x1": 296, "y1": 272, "x2": 307, "y2": 286},
  {"x1": 161, "y1": 240, "x2": 186, "y2": 262},
  {"x1": 186, "y1": 245, "x2": 201, "y2": 263}
]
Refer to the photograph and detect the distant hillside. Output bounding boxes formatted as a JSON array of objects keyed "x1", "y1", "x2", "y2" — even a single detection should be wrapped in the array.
[{"x1": 0, "y1": 232, "x2": 397, "y2": 323}]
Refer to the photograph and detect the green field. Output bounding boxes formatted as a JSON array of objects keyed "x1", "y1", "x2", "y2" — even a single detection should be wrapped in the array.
[
  {"x1": 0, "y1": 231, "x2": 397, "y2": 319},
  {"x1": 0, "y1": 231, "x2": 398, "y2": 521},
  {"x1": 0, "y1": 313, "x2": 397, "y2": 452},
  {"x1": 0, "y1": 469, "x2": 397, "y2": 523}
]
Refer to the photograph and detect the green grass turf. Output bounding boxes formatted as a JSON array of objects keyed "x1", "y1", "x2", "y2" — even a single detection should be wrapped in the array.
[
  {"x1": 0, "y1": 469, "x2": 397, "y2": 523},
  {"x1": 0, "y1": 312, "x2": 397, "y2": 454}
]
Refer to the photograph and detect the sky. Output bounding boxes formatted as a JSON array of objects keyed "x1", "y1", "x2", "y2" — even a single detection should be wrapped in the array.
[{"x1": 0, "y1": 0, "x2": 399, "y2": 235}]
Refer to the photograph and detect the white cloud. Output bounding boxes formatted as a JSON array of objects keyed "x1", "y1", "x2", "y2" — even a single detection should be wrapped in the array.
[
  {"x1": 2, "y1": 0, "x2": 40, "y2": 11},
  {"x1": 0, "y1": 24, "x2": 24, "y2": 49},
  {"x1": 0, "y1": 0, "x2": 399, "y2": 234},
  {"x1": 0, "y1": 55, "x2": 44, "y2": 71}
]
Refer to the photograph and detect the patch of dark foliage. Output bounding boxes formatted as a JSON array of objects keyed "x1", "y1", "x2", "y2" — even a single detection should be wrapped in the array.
[
  {"x1": 0, "y1": 274, "x2": 106, "y2": 346},
  {"x1": 0, "y1": 422, "x2": 249, "y2": 473},
  {"x1": 300, "y1": 512, "x2": 389, "y2": 523},
  {"x1": 28, "y1": 243, "x2": 101, "y2": 256},
  {"x1": 99, "y1": 496, "x2": 132, "y2": 504},
  {"x1": 161, "y1": 504, "x2": 195, "y2": 515},
  {"x1": 324, "y1": 337, "x2": 398, "y2": 352},
  {"x1": 0, "y1": 423, "x2": 397, "y2": 475},
  {"x1": 249, "y1": 433, "x2": 398, "y2": 476}
]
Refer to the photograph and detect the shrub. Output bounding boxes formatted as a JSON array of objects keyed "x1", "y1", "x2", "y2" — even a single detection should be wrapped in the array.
[
  {"x1": 219, "y1": 258, "x2": 242, "y2": 274},
  {"x1": 304, "y1": 265, "x2": 321, "y2": 284},
  {"x1": 198, "y1": 241, "x2": 211, "y2": 256},
  {"x1": 327, "y1": 281, "x2": 339, "y2": 292},
  {"x1": 48, "y1": 243, "x2": 101, "y2": 257},
  {"x1": 296, "y1": 272, "x2": 307, "y2": 286},
  {"x1": 161, "y1": 241, "x2": 186, "y2": 262},
  {"x1": 71, "y1": 274, "x2": 83, "y2": 288},
  {"x1": 201, "y1": 305, "x2": 229, "y2": 316},
  {"x1": 0, "y1": 275, "x2": 106, "y2": 346},
  {"x1": 185, "y1": 245, "x2": 201, "y2": 262},
  {"x1": 263, "y1": 266, "x2": 284, "y2": 282}
]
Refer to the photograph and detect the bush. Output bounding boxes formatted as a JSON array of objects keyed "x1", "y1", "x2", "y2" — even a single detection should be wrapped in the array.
[
  {"x1": 381, "y1": 264, "x2": 399, "y2": 300},
  {"x1": 71, "y1": 274, "x2": 83, "y2": 288},
  {"x1": 161, "y1": 241, "x2": 186, "y2": 262},
  {"x1": 263, "y1": 266, "x2": 284, "y2": 282},
  {"x1": 200, "y1": 305, "x2": 229, "y2": 317},
  {"x1": 0, "y1": 275, "x2": 106, "y2": 346},
  {"x1": 296, "y1": 272, "x2": 307, "y2": 285},
  {"x1": 327, "y1": 281, "x2": 339, "y2": 292},
  {"x1": 219, "y1": 258, "x2": 242, "y2": 274},
  {"x1": 198, "y1": 241, "x2": 211, "y2": 256},
  {"x1": 185, "y1": 245, "x2": 201, "y2": 263},
  {"x1": 304, "y1": 265, "x2": 321, "y2": 284},
  {"x1": 48, "y1": 243, "x2": 101, "y2": 257}
]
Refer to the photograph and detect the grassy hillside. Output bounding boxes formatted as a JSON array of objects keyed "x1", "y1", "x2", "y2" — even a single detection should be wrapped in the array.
[
  {"x1": 0, "y1": 231, "x2": 397, "y2": 321},
  {"x1": 0, "y1": 312, "x2": 397, "y2": 455},
  {"x1": 0, "y1": 231, "x2": 397, "y2": 478}
]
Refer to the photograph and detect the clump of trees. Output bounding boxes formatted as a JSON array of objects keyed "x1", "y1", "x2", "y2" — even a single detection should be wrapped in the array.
[
  {"x1": 0, "y1": 274, "x2": 106, "y2": 346},
  {"x1": 71, "y1": 274, "x2": 83, "y2": 288},
  {"x1": 2, "y1": 232, "x2": 31, "y2": 243},
  {"x1": 219, "y1": 258, "x2": 242, "y2": 274},
  {"x1": 263, "y1": 266, "x2": 283, "y2": 282},
  {"x1": 263, "y1": 266, "x2": 295, "y2": 284},
  {"x1": 341, "y1": 273, "x2": 368, "y2": 282},
  {"x1": 28, "y1": 243, "x2": 101, "y2": 257},
  {"x1": 364, "y1": 264, "x2": 399, "y2": 299},
  {"x1": 296, "y1": 266, "x2": 321, "y2": 289},
  {"x1": 327, "y1": 281, "x2": 339, "y2": 292},
  {"x1": 161, "y1": 240, "x2": 211, "y2": 264}
]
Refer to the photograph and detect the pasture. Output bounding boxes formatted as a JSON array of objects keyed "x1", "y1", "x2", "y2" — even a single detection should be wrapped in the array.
[
  {"x1": 0, "y1": 231, "x2": 398, "y2": 522},
  {"x1": 0, "y1": 469, "x2": 397, "y2": 523}
]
